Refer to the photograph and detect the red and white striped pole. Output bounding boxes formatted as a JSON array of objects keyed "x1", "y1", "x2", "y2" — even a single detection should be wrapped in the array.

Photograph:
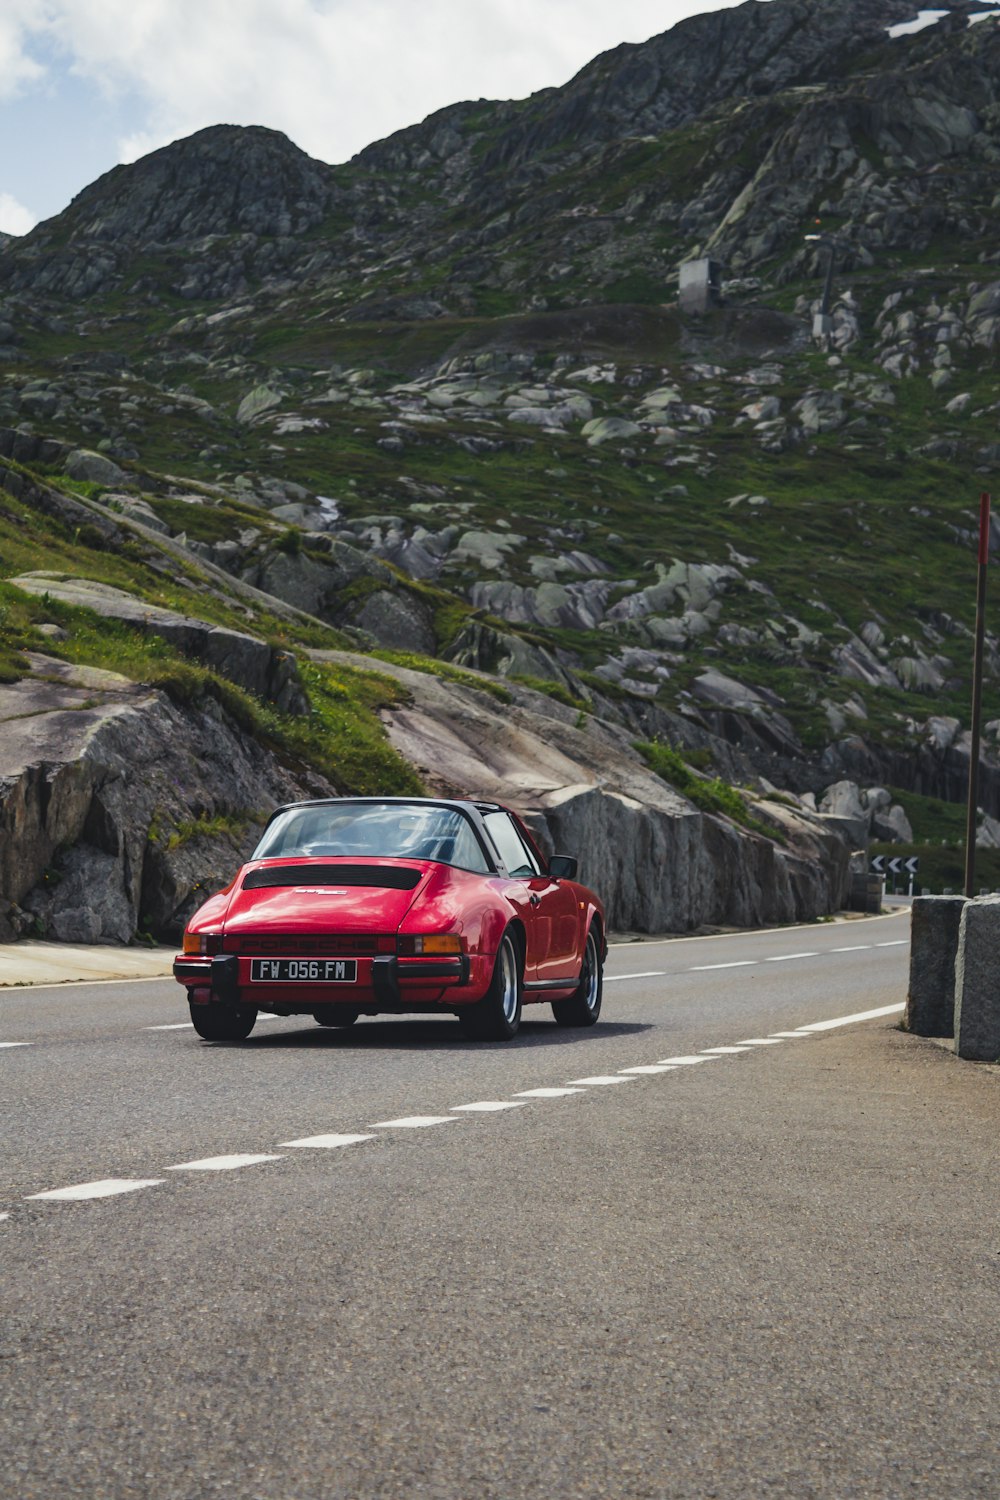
[{"x1": 964, "y1": 491, "x2": 991, "y2": 898}]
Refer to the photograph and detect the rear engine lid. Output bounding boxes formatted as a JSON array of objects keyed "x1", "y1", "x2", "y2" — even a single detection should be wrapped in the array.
[{"x1": 223, "y1": 859, "x2": 429, "y2": 936}]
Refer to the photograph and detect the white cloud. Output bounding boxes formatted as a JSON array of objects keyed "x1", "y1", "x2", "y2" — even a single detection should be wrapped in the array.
[
  {"x1": 0, "y1": 192, "x2": 39, "y2": 235},
  {"x1": 5, "y1": 0, "x2": 751, "y2": 167},
  {"x1": 0, "y1": 0, "x2": 50, "y2": 101}
]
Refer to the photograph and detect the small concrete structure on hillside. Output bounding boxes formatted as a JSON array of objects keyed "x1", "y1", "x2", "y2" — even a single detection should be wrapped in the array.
[{"x1": 678, "y1": 258, "x2": 723, "y2": 315}]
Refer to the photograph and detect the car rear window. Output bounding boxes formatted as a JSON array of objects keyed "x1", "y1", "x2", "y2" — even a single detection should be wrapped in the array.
[{"x1": 253, "y1": 803, "x2": 490, "y2": 873}]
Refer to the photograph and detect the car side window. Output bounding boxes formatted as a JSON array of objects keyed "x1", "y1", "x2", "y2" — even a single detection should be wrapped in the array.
[
  {"x1": 449, "y1": 817, "x2": 491, "y2": 873},
  {"x1": 482, "y1": 812, "x2": 542, "y2": 878}
]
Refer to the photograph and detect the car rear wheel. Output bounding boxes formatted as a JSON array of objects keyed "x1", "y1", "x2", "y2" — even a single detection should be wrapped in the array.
[
  {"x1": 459, "y1": 930, "x2": 523, "y2": 1041},
  {"x1": 312, "y1": 1006, "x2": 360, "y2": 1028},
  {"x1": 552, "y1": 927, "x2": 603, "y2": 1028},
  {"x1": 189, "y1": 1001, "x2": 258, "y2": 1041}
]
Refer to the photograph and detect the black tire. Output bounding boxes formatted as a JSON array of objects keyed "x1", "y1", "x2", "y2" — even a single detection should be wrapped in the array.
[
  {"x1": 312, "y1": 1007, "x2": 360, "y2": 1028},
  {"x1": 189, "y1": 1001, "x2": 258, "y2": 1041},
  {"x1": 458, "y1": 929, "x2": 523, "y2": 1041},
  {"x1": 552, "y1": 926, "x2": 603, "y2": 1028}
]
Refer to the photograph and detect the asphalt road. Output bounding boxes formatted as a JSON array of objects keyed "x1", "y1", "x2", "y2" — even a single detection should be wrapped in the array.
[{"x1": 4, "y1": 910, "x2": 1000, "y2": 1498}]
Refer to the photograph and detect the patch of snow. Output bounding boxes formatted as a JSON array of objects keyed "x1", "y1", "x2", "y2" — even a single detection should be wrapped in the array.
[{"x1": 886, "y1": 9, "x2": 946, "y2": 37}]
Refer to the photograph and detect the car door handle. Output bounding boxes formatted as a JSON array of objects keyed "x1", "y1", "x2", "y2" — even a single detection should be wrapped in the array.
[{"x1": 529, "y1": 894, "x2": 541, "y2": 907}]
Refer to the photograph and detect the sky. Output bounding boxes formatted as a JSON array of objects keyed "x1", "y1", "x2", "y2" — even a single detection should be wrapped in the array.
[{"x1": 0, "y1": 0, "x2": 766, "y2": 235}]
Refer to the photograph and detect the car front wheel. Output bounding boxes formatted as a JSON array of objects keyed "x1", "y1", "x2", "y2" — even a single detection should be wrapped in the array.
[
  {"x1": 459, "y1": 930, "x2": 523, "y2": 1041},
  {"x1": 189, "y1": 1001, "x2": 258, "y2": 1041},
  {"x1": 552, "y1": 926, "x2": 603, "y2": 1028}
]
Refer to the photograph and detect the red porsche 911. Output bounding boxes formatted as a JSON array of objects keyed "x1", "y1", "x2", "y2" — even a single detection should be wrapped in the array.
[{"x1": 173, "y1": 797, "x2": 607, "y2": 1042}]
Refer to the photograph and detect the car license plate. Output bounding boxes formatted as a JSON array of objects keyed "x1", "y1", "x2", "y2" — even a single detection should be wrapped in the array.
[{"x1": 249, "y1": 958, "x2": 358, "y2": 984}]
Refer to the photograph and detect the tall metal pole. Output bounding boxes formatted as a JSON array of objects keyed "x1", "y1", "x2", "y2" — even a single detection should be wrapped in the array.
[{"x1": 964, "y1": 491, "x2": 991, "y2": 898}]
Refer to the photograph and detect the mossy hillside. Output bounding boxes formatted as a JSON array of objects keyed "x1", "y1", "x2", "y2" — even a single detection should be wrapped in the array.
[
  {"x1": 0, "y1": 580, "x2": 422, "y2": 796},
  {"x1": 0, "y1": 461, "x2": 354, "y2": 654}
]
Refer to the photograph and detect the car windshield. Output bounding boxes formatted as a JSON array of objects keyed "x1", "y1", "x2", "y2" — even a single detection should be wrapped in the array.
[{"x1": 252, "y1": 803, "x2": 490, "y2": 873}]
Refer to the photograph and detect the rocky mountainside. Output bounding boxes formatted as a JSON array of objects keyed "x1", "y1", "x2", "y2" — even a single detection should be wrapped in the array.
[{"x1": 2, "y1": 0, "x2": 1000, "y2": 941}]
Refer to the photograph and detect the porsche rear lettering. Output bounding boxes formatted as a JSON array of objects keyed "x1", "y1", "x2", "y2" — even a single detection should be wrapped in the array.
[{"x1": 250, "y1": 959, "x2": 358, "y2": 983}]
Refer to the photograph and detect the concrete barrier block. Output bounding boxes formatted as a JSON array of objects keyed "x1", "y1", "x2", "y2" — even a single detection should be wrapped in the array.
[
  {"x1": 905, "y1": 895, "x2": 967, "y2": 1037},
  {"x1": 954, "y1": 896, "x2": 1000, "y2": 1061}
]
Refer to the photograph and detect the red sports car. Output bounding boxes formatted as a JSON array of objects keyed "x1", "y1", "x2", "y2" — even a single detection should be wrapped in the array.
[{"x1": 173, "y1": 797, "x2": 606, "y2": 1042}]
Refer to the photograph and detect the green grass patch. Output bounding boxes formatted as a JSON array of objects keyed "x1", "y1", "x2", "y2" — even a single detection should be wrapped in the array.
[
  {"x1": 164, "y1": 811, "x2": 265, "y2": 851},
  {"x1": 509, "y1": 674, "x2": 588, "y2": 712},
  {"x1": 636, "y1": 739, "x2": 777, "y2": 837},
  {"x1": 369, "y1": 649, "x2": 512, "y2": 703}
]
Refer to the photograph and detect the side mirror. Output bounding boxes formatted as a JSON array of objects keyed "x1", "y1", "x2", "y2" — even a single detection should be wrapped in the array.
[{"x1": 548, "y1": 854, "x2": 578, "y2": 880}]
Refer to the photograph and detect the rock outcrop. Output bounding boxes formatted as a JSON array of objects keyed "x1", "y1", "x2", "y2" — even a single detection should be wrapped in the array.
[
  {"x1": 0, "y1": 655, "x2": 332, "y2": 943},
  {"x1": 320, "y1": 652, "x2": 852, "y2": 931}
]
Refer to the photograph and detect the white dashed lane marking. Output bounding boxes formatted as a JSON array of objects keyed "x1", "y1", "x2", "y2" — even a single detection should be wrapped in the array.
[
  {"x1": 876, "y1": 941, "x2": 908, "y2": 948},
  {"x1": 278, "y1": 1134, "x2": 375, "y2": 1149},
  {"x1": 451, "y1": 1101, "x2": 525, "y2": 1113},
  {"x1": 166, "y1": 1154, "x2": 283, "y2": 1172},
  {"x1": 514, "y1": 1087, "x2": 585, "y2": 1098},
  {"x1": 566, "y1": 1075, "x2": 635, "y2": 1086},
  {"x1": 690, "y1": 961, "x2": 757, "y2": 972},
  {"x1": 0, "y1": 1042, "x2": 32, "y2": 1049},
  {"x1": 770, "y1": 1031, "x2": 815, "y2": 1039},
  {"x1": 700, "y1": 1046, "x2": 753, "y2": 1055},
  {"x1": 765, "y1": 952, "x2": 820, "y2": 963},
  {"x1": 737, "y1": 1038, "x2": 786, "y2": 1046},
  {"x1": 658, "y1": 1055, "x2": 715, "y2": 1065},
  {"x1": 372, "y1": 1116, "x2": 459, "y2": 1129},
  {"x1": 604, "y1": 971, "x2": 666, "y2": 983},
  {"x1": 619, "y1": 1064, "x2": 678, "y2": 1075},
  {"x1": 28, "y1": 1178, "x2": 164, "y2": 1202},
  {"x1": 831, "y1": 945, "x2": 872, "y2": 953}
]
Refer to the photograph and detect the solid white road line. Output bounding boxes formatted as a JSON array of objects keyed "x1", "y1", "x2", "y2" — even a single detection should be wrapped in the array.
[
  {"x1": 606, "y1": 907, "x2": 907, "y2": 951},
  {"x1": 796, "y1": 1003, "x2": 904, "y2": 1033},
  {"x1": 604, "y1": 971, "x2": 667, "y2": 983},
  {"x1": 690, "y1": 961, "x2": 757, "y2": 972},
  {"x1": 166, "y1": 1154, "x2": 283, "y2": 1172},
  {"x1": 765, "y1": 952, "x2": 820, "y2": 963},
  {"x1": 278, "y1": 1134, "x2": 375, "y2": 1149},
  {"x1": 371, "y1": 1116, "x2": 459, "y2": 1129},
  {"x1": 451, "y1": 1101, "x2": 525, "y2": 1113},
  {"x1": 566, "y1": 1075, "x2": 635, "y2": 1086},
  {"x1": 513, "y1": 1087, "x2": 585, "y2": 1098},
  {"x1": 28, "y1": 1178, "x2": 164, "y2": 1202}
]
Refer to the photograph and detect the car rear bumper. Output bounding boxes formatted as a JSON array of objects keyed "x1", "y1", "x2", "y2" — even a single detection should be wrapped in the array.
[{"x1": 173, "y1": 951, "x2": 485, "y2": 1008}]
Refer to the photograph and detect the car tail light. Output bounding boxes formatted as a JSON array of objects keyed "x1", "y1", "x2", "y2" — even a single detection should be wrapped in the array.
[
  {"x1": 182, "y1": 932, "x2": 222, "y2": 956},
  {"x1": 397, "y1": 934, "x2": 464, "y2": 956}
]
